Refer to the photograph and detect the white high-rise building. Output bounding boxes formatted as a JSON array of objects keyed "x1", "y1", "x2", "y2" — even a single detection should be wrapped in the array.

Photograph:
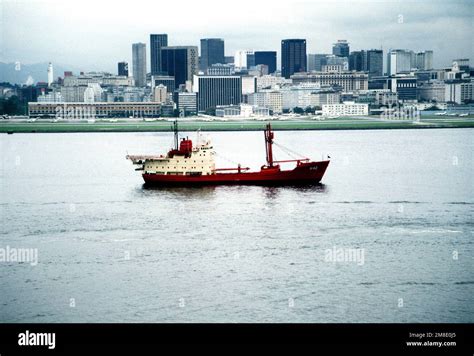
[
  {"x1": 47, "y1": 62, "x2": 54, "y2": 87},
  {"x1": 387, "y1": 50, "x2": 414, "y2": 75},
  {"x1": 415, "y1": 51, "x2": 433, "y2": 70}
]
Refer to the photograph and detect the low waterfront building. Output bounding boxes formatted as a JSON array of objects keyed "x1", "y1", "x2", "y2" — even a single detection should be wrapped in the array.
[
  {"x1": 215, "y1": 105, "x2": 241, "y2": 117},
  {"x1": 215, "y1": 104, "x2": 270, "y2": 117},
  {"x1": 252, "y1": 106, "x2": 270, "y2": 116},
  {"x1": 322, "y1": 101, "x2": 369, "y2": 116},
  {"x1": 28, "y1": 102, "x2": 163, "y2": 119}
]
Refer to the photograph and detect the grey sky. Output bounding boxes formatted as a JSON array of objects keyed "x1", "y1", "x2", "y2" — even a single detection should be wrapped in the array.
[{"x1": 1, "y1": 0, "x2": 473, "y2": 73}]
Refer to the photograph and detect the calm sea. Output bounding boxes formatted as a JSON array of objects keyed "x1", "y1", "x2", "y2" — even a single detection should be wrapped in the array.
[{"x1": 1, "y1": 128, "x2": 473, "y2": 322}]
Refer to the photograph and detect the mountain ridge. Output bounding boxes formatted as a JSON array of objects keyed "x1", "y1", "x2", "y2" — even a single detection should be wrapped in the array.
[{"x1": 0, "y1": 62, "x2": 97, "y2": 85}]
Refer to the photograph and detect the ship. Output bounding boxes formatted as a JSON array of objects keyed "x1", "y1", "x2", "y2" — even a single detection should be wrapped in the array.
[{"x1": 126, "y1": 121, "x2": 330, "y2": 186}]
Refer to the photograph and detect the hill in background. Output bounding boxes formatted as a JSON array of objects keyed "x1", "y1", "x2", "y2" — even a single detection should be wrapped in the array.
[{"x1": 0, "y1": 62, "x2": 86, "y2": 85}]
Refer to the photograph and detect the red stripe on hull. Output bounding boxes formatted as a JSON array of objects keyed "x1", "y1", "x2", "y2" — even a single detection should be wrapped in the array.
[{"x1": 142, "y1": 161, "x2": 330, "y2": 186}]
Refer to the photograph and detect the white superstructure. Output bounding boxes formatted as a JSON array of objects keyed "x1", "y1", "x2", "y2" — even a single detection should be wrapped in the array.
[{"x1": 128, "y1": 135, "x2": 216, "y2": 176}]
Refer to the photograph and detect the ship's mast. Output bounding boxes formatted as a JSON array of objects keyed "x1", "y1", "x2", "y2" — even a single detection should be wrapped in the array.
[
  {"x1": 264, "y1": 123, "x2": 274, "y2": 167},
  {"x1": 173, "y1": 119, "x2": 179, "y2": 150}
]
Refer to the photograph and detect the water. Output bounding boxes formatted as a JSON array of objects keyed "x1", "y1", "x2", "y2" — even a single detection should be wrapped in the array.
[{"x1": 0, "y1": 128, "x2": 473, "y2": 323}]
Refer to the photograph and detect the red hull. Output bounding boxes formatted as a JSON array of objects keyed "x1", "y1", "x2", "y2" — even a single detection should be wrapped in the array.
[{"x1": 142, "y1": 160, "x2": 330, "y2": 186}]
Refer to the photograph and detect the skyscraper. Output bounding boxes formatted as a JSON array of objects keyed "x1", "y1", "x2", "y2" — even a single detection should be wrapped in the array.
[
  {"x1": 366, "y1": 49, "x2": 383, "y2": 77},
  {"x1": 349, "y1": 50, "x2": 383, "y2": 77},
  {"x1": 118, "y1": 61, "x2": 129, "y2": 76},
  {"x1": 281, "y1": 39, "x2": 307, "y2": 79},
  {"x1": 193, "y1": 75, "x2": 242, "y2": 112},
  {"x1": 254, "y1": 51, "x2": 277, "y2": 74},
  {"x1": 200, "y1": 38, "x2": 225, "y2": 71},
  {"x1": 150, "y1": 34, "x2": 168, "y2": 75},
  {"x1": 387, "y1": 49, "x2": 414, "y2": 75},
  {"x1": 132, "y1": 43, "x2": 147, "y2": 87},
  {"x1": 333, "y1": 40, "x2": 350, "y2": 57},
  {"x1": 349, "y1": 51, "x2": 364, "y2": 71},
  {"x1": 161, "y1": 46, "x2": 198, "y2": 88}
]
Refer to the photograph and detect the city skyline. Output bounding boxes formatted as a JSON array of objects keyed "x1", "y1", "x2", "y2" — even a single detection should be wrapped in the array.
[{"x1": 2, "y1": 0, "x2": 473, "y2": 74}]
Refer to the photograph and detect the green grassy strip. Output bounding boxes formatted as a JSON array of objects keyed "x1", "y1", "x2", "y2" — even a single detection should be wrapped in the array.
[{"x1": 1, "y1": 118, "x2": 473, "y2": 133}]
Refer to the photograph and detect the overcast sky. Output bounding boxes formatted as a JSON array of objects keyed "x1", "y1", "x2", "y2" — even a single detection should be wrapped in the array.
[{"x1": 1, "y1": 0, "x2": 473, "y2": 73}]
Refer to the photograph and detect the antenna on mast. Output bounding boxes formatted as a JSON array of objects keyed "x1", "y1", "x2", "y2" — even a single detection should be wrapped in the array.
[{"x1": 173, "y1": 119, "x2": 179, "y2": 150}]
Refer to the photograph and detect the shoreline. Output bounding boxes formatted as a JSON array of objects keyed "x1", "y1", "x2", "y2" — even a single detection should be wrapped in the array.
[{"x1": 1, "y1": 116, "x2": 473, "y2": 133}]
